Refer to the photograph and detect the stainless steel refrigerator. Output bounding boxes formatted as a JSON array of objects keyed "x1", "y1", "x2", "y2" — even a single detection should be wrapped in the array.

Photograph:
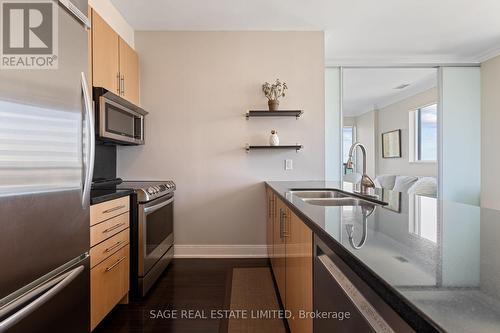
[{"x1": 0, "y1": 1, "x2": 93, "y2": 332}]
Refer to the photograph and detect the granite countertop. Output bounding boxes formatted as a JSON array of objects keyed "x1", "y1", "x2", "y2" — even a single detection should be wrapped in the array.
[
  {"x1": 266, "y1": 180, "x2": 500, "y2": 333},
  {"x1": 90, "y1": 188, "x2": 134, "y2": 205}
]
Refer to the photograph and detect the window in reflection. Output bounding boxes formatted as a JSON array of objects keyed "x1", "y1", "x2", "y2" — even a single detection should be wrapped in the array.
[
  {"x1": 410, "y1": 104, "x2": 437, "y2": 162},
  {"x1": 0, "y1": 100, "x2": 81, "y2": 196},
  {"x1": 409, "y1": 195, "x2": 437, "y2": 243}
]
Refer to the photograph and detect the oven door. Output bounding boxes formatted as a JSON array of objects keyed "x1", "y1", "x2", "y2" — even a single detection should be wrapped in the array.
[
  {"x1": 99, "y1": 96, "x2": 144, "y2": 145},
  {"x1": 138, "y1": 194, "x2": 174, "y2": 276}
]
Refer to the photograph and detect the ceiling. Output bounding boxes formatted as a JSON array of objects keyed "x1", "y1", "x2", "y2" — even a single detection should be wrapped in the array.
[
  {"x1": 111, "y1": 0, "x2": 500, "y2": 64},
  {"x1": 342, "y1": 68, "x2": 437, "y2": 117}
]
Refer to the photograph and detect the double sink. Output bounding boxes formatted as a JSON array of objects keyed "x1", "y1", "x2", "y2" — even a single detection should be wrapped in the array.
[{"x1": 290, "y1": 189, "x2": 386, "y2": 207}]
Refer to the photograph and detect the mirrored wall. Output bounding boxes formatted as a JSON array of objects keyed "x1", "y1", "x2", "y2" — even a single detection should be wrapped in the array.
[{"x1": 341, "y1": 67, "x2": 438, "y2": 198}]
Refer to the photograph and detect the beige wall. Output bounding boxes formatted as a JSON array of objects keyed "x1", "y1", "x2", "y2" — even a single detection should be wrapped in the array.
[
  {"x1": 377, "y1": 88, "x2": 438, "y2": 177},
  {"x1": 481, "y1": 55, "x2": 500, "y2": 210},
  {"x1": 117, "y1": 32, "x2": 325, "y2": 252}
]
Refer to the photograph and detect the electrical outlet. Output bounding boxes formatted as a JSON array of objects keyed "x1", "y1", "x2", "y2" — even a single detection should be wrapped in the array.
[{"x1": 285, "y1": 159, "x2": 293, "y2": 170}]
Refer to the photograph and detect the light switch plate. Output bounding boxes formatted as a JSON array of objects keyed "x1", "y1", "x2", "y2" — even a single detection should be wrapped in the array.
[{"x1": 285, "y1": 159, "x2": 293, "y2": 170}]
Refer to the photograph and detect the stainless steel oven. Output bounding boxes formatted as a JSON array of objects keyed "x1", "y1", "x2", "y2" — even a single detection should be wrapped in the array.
[
  {"x1": 138, "y1": 193, "x2": 174, "y2": 295},
  {"x1": 93, "y1": 87, "x2": 148, "y2": 145}
]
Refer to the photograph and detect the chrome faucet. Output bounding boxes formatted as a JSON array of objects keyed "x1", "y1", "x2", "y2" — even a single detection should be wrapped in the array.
[{"x1": 346, "y1": 142, "x2": 375, "y2": 195}]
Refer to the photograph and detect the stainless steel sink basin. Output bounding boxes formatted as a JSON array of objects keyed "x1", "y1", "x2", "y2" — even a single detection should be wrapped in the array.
[
  {"x1": 290, "y1": 189, "x2": 379, "y2": 207},
  {"x1": 302, "y1": 197, "x2": 376, "y2": 207},
  {"x1": 290, "y1": 189, "x2": 348, "y2": 199}
]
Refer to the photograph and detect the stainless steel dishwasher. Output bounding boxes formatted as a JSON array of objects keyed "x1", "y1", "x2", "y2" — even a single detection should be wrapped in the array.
[{"x1": 313, "y1": 235, "x2": 415, "y2": 333}]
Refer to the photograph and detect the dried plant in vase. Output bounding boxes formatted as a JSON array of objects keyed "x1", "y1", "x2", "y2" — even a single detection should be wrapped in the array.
[{"x1": 262, "y1": 79, "x2": 288, "y2": 111}]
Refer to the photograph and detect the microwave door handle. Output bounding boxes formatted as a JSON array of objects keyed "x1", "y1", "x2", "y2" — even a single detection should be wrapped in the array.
[
  {"x1": 0, "y1": 265, "x2": 84, "y2": 333},
  {"x1": 81, "y1": 72, "x2": 95, "y2": 208},
  {"x1": 144, "y1": 197, "x2": 174, "y2": 214},
  {"x1": 140, "y1": 115, "x2": 145, "y2": 143}
]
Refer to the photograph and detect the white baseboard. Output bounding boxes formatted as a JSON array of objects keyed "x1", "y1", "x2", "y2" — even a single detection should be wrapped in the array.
[{"x1": 174, "y1": 244, "x2": 268, "y2": 258}]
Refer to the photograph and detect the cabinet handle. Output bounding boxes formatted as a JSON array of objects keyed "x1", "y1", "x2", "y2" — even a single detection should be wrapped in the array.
[
  {"x1": 120, "y1": 75, "x2": 125, "y2": 95},
  {"x1": 116, "y1": 73, "x2": 120, "y2": 94},
  {"x1": 268, "y1": 197, "x2": 274, "y2": 218},
  {"x1": 105, "y1": 241, "x2": 124, "y2": 253},
  {"x1": 279, "y1": 209, "x2": 284, "y2": 239},
  {"x1": 283, "y1": 211, "x2": 290, "y2": 238},
  {"x1": 102, "y1": 205, "x2": 126, "y2": 214},
  {"x1": 105, "y1": 257, "x2": 126, "y2": 272},
  {"x1": 102, "y1": 222, "x2": 125, "y2": 233}
]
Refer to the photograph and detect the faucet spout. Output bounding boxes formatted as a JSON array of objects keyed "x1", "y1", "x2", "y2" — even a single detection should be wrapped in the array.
[{"x1": 347, "y1": 142, "x2": 375, "y2": 194}]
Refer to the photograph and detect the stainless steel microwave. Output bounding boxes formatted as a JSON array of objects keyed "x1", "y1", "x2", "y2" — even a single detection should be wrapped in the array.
[{"x1": 93, "y1": 87, "x2": 148, "y2": 145}]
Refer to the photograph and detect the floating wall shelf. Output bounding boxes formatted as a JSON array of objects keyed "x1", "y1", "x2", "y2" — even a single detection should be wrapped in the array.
[
  {"x1": 245, "y1": 144, "x2": 303, "y2": 153},
  {"x1": 245, "y1": 110, "x2": 303, "y2": 120}
]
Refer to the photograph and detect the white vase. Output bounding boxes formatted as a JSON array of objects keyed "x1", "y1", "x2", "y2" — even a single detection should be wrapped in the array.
[{"x1": 269, "y1": 132, "x2": 279, "y2": 146}]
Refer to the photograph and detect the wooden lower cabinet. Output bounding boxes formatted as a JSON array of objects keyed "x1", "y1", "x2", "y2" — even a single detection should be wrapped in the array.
[
  {"x1": 272, "y1": 197, "x2": 287, "y2": 304},
  {"x1": 266, "y1": 188, "x2": 275, "y2": 259},
  {"x1": 91, "y1": 244, "x2": 130, "y2": 331},
  {"x1": 90, "y1": 196, "x2": 131, "y2": 331},
  {"x1": 90, "y1": 196, "x2": 130, "y2": 226},
  {"x1": 286, "y1": 211, "x2": 313, "y2": 333},
  {"x1": 267, "y1": 191, "x2": 313, "y2": 333}
]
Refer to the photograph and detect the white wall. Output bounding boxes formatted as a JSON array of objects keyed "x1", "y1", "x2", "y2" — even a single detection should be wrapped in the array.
[
  {"x1": 117, "y1": 32, "x2": 325, "y2": 256},
  {"x1": 481, "y1": 55, "x2": 500, "y2": 210},
  {"x1": 354, "y1": 111, "x2": 377, "y2": 178},
  {"x1": 439, "y1": 67, "x2": 481, "y2": 206},
  {"x1": 325, "y1": 67, "x2": 341, "y2": 181},
  {"x1": 89, "y1": 0, "x2": 134, "y2": 48},
  {"x1": 377, "y1": 88, "x2": 438, "y2": 177}
]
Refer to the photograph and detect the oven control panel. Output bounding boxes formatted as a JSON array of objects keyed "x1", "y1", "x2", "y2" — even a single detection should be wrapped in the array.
[{"x1": 133, "y1": 181, "x2": 176, "y2": 202}]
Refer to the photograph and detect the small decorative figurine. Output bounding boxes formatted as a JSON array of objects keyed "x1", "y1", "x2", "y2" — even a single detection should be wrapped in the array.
[{"x1": 269, "y1": 129, "x2": 279, "y2": 146}]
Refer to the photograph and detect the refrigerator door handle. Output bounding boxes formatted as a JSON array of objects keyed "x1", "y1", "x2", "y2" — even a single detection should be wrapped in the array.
[
  {"x1": 0, "y1": 265, "x2": 84, "y2": 333},
  {"x1": 81, "y1": 72, "x2": 95, "y2": 208}
]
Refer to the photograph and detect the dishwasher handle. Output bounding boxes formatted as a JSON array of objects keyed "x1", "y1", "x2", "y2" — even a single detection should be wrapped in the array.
[{"x1": 317, "y1": 254, "x2": 395, "y2": 333}]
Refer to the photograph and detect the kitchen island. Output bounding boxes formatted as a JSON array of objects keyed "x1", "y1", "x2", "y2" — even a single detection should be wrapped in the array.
[{"x1": 266, "y1": 181, "x2": 500, "y2": 333}]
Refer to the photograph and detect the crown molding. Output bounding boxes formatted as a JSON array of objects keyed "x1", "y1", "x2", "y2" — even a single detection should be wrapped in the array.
[{"x1": 473, "y1": 46, "x2": 500, "y2": 63}]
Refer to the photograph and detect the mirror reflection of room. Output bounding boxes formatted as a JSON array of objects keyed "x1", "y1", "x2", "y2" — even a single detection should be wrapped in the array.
[{"x1": 342, "y1": 68, "x2": 438, "y2": 198}]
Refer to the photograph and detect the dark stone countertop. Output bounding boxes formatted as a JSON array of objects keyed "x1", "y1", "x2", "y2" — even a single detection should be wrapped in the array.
[
  {"x1": 90, "y1": 188, "x2": 134, "y2": 205},
  {"x1": 266, "y1": 180, "x2": 500, "y2": 333}
]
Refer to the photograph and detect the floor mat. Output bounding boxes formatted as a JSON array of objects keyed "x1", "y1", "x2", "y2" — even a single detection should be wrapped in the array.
[{"x1": 227, "y1": 267, "x2": 286, "y2": 333}]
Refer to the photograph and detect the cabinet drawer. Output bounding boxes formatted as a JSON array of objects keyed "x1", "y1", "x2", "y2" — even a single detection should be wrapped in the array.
[
  {"x1": 90, "y1": 196, "x2": 129, "y2": 226},
  {"x1": 91, "y1": 244, "x2": 129, "y2": 331},
  {"x1": 90, "y1": 212, "x2": 129, "y2": 247},
  {"x1": 90, "y1": 229, "x2": 129, "y2": 268}
]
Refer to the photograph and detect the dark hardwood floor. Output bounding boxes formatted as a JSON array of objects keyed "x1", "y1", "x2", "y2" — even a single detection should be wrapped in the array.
[{"x1": 93, "y1": 258, "x2": 270, "y2": 333}]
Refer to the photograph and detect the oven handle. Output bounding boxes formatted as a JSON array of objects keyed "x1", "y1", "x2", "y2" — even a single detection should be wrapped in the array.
[{"x1": 144, "y1": 197, "x2": 174, "y2": 214}]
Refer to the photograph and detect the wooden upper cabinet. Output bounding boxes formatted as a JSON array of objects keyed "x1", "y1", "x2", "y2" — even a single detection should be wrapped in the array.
[
  {"x1": 119, "y1": 38, "x2": 140, "y2": 105},
  {"x1": 286, "y1": 211, "x2": 313, "y2": 333},
  {"x1": 91, "y1": 9, "x2": 140, "y2": 105},
  {"x1": 91, "y1": 10, "x2": 119, "y2": 94}
]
